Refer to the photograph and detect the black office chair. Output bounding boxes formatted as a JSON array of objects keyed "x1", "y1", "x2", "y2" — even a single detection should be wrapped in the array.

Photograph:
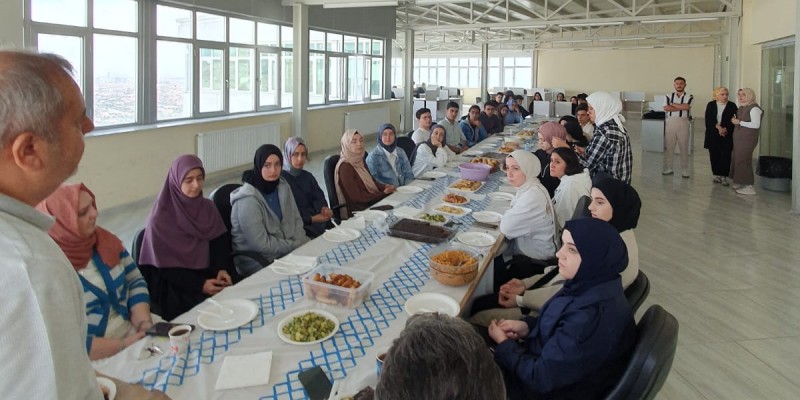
[
  {"x1": 131, "y1": 228, "x2": 145, "y2": 266},
  {"x1": 406, "y1": 130, "x2": 414, "y2": 138},
  {"x1": 396, "y1": 136, "x2": 415, "y2": 161},
  {"x1": 209, "y1": 184, "x2": 271, "y2": 268},
  {"x1": 624, "y1": 270, "x2": 650, "y2": 314},
  {"x1": 131, "y1": 227, "x2": 162, "y2": 316},
  {"x1": 604, "y1": 305, "x2": 679, "y2": 400},
  {"x1": 323, "y1": 154, "x2": 347, "y2": 222},
  {"x1": 571, "y1": 195, "x2": 592, "y2": 220}
]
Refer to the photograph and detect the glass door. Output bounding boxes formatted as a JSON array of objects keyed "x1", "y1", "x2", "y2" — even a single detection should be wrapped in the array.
[
  {"x1": 328, "y1": 55, "x2": 347, "y2": 103},
  {"x1": 258, "y1": 49, "x2": 280, "y2": 110},
  {"x1": 760, "y1": 42, "x2": 795, "y2": 158}
]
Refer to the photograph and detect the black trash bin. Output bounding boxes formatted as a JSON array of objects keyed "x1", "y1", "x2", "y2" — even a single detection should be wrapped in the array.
[{"x1": 756, "y1": 156, "x2": 792, "y2": 192}]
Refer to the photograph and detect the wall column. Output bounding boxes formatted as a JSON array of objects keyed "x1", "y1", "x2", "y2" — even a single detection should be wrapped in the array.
[
  {"x1": 292, "y1": 3, "x2": 310, "y2": 139},
  {"x1": 403, "y1": 29, "x2": 415, "y2": 132},
  {"x1": 480, "y1": 43, "x2": 489, "y2": 102},
  {"x1": 792, "y1": 2, "x2": 800, "y2": 212}
]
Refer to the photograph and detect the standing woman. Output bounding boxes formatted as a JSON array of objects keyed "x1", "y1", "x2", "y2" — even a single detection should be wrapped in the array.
[
  {"x1": 730, "y1": 88, "x2": 763, "y2": 195},
  {"x1": 140, "y1": 155, "x2": 231, "y2": 320},
  {"x1": 411, "y1": 124, "x2": 450, "y2": 177},
  {"x1": 704, "y1": 87, "x2": 737, "y2": 186},
  {"x1": 366, "y1": 123, "x2": 415, "y2": 187},
  {"x1": 335, "y1": 130, "x2": 395, "y2": 219},
  {"x1": 231, "y1": 145, "x2": 309, "y2": 276},
  {"x1": 38, "y1": 184, "x2": 153, "y2": 360},
  {"x1": 282, "y1": 137, "x2": 332, "y2": 238},
  {"x1": 534, "y1": 121, "x2": 568, "y2": 197},
  {"x1": 549, "y1": 147, "x2": 591, "y2": 229}
]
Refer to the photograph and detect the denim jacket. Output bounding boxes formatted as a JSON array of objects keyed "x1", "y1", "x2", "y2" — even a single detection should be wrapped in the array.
[
  {"x1": 459, "y1": 119, "x2": 489, "y2": 147},
  {"x1": 365, "y1": 147, "x2": 415, "y2": 187}
]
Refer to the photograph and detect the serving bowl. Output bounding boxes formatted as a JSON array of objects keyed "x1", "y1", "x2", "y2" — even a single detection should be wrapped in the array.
[
  {"x1": 427, "y1": 245, "x2": 480, "y2": 286},
  {"x1": 458, "y1": 162, "x2": 491, "y2": 182}
]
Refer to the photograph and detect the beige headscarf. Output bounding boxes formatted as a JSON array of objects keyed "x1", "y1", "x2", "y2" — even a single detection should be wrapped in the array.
[
  {"x1": 738, "y1": 88, "x2": 757, "y2": 106},
  {"x1": 334, "y1": 129, "x2": 380, "y2": 218}
]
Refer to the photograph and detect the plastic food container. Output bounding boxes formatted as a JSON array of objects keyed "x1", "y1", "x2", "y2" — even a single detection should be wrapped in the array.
[
  {"x1": 427, "y1": 245, "x2": 480, "y2": 286},
  {"x1": 303, "y1": 265, "x2": 374, "y2": 308},
  {"x1": 459, "y1": 163, "x2": 492, "y2": 181}
]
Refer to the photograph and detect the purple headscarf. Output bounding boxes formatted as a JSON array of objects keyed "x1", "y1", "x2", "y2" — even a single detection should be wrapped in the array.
[{"x1": 139, "y1": 155, "x2": 227, "y2": 270}]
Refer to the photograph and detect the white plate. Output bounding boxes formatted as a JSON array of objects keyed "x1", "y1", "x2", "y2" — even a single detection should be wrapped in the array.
[
  {"x1": 97, "y1": 377, "x2": 116, "y2": 400},
  {"x1": 421, "y1": 171, "x2": 447, "y2": 179},
  {"x1": 488, "y1": 192, "x2": 514, "y2": 201},
  {"x1": 393, "y1": 206, "x2": 424, "y2": 219},
  {"x1": 396, "y1": 185, "x2": 424, "y2": 194},
  {"x1": 445, "y1": 161, "x2": 462, "y2": 168},
  {"x1": 462, "y1": 149, "x2": 484, "y2": 156},
  {"x1": 270, "y1": 255, "x2": 318, "y2": 276},
  {"x1": 353, "y1": 209, "x2": 388, "y2": 222},
  {"x1": 322, "y1": 227, "x2": 362, "y2": 243},
  {"x1": 277, "y1": 309, "x2": 339, "y2": 345},
  {"x1": 472, "y1": 210, "x2": 503, "y2": 224},
  {"x1": 441, "y1": 192, "x2": 470, "y2": 205},
  {"x1": 432, "y1": 203, "x2": 472, "y2": 217},
  {"x1": 457, "y1": 231, "x2": 496, "y2": 247},
  {"x1": 197, "y1": 299, "x2": 259, "y2": 331},
  {"x1": 404, "y1": 293, "x2": 461, "y2": 317}
]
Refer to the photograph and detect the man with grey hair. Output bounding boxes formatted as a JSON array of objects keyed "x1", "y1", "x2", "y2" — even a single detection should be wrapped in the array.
[
  {"x1": 375, "y1": 313, "x2": 505, "y2": 400},
  {"x1": 0, "y1": 51, "x2": 166, "y2": 399}
]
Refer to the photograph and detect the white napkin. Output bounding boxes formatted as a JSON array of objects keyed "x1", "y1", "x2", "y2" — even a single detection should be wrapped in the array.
[
  {"x1": 340, "y1": 215, "x2": 366, "y2": 230},
  {"x1": 215, "y1": 351, "x2": 273, "y2": 390},
  {"x1": 393, "y1": 206, "x2": 423, "y2": 219}
]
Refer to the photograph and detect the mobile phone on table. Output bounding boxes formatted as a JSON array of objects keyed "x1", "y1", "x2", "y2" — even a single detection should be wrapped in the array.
[
  {"x1": 298, "y1": 366, "x2": 333, "y2": 400},
  {"x1": 145, "y1": 322, "x2": 196, "y2": 337}
]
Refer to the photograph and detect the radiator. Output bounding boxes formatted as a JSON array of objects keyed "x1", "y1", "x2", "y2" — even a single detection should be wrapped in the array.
[
  {"x1": 344, "y1": 105, "x2": 391, "y2": 136},
  {"x1": 196, "y1": 123, "x2": 281, "y2": 173}
]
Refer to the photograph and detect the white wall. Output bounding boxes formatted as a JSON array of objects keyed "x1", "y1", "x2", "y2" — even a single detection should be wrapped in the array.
[{"x1": 0, "y1": 1, "x2": 23, "y2": 47}]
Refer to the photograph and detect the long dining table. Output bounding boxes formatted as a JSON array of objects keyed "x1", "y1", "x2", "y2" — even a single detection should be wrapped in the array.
[{"x1": 93, "y1": 134, "x2": 519, "y2": 400}]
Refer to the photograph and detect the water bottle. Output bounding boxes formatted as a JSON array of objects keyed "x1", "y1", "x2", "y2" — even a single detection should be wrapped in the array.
[{"x1": 524, "y1": 139, "x2": 531, "y2": 152}]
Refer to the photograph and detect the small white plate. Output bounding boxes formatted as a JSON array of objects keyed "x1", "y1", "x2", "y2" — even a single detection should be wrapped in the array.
[
  {"x1": 396, "y1": 185, "x2": 424, "y2": 194},
  {"x1": 197, "y1": 299, "x2": 259, "y2": 331},
  {"x1": 270, "y1": 255, "x2": 318, "y2": 276},
  {"x1": 353, "y1": 209, "x2": 388, "y2": 222},
  {"x1": 441, "y1": 193, "x2": 470, "y2": 205},
  {"x1": 456, "y1": 231, "x2": 496, "y2": 247},
  {"x1": 445, "y1": 161, "x2": 462, "y2": 168},
  {"x1": 488, "y1": 192, "x2": 514, "y2": 201},
  {"x1": 432, "y1": 203, "x2": 472, "y2": 217},
  {"x1": 421, "y1": 171, "x2": 447, "y2": 179},
  {"x1": 322, "y1": 227, "x2": 362, "y2": 243},
  {"x1": 462, "y1": 149, "x2": 484, "y2": 156},
  {"x1": 472, "y1": 210, "x2": 503, "y2": 224},
  {"x1": 404, "y1": 293, "x2": 461, "y2": 317},
  {"x1": 97, "y1": 377, "x2": 116, "y2": 400},
  {"x1": 277, "y1": 309, "x2": 339, "y2": 345},
  {"x1": 393, "y1": 206, "x2": 424, "y2": 219}
]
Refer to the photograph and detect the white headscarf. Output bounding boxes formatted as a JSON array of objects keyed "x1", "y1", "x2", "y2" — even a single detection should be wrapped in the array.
[
  {"x1": 587, "y1": 91, "x2": 626, "y2": 131},
  {"x1": 508, "y1": 150, "x2": 541, "y2": 186}
]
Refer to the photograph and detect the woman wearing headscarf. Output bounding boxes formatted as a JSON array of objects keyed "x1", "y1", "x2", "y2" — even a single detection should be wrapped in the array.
[
  {"x1": 38, "y1": 184, "x2": 152, "y2": 360},
  {"x1": 730, "y1": 88, "x2": 763, "y2": 195},
  {"x1": 231, "y1": 144, "x2": 309, "y2": 276},
  {"x1": 549, "y1": 147, "x2": 591, "y2": 229},
  {"x1": 704, "y1": 87, "x2": 737, "y2": 186},
  {"x1": 534, "y1": 121, "x2": 569, "y2": 197},
  {"x1": 410, "y1": 124, "x2": 450, "y2": 177},
  {"x1": 366, "y1": 123, "x2": 415, "y2": 187},
  {"x1": 499, "y1": 150, "x2": 558, "y2": 266},
  {"x1": 489, "y1": 218, "x2": 636, "y2": 400},
  {"x1": 335, "y1": 130, "x2": 394, "y2": 219},
  {"x1": 281, "y1": 137, "x2": 332, "y2": 238},
  {"x1": 470, "y1": 177, "x2": 641, "y2": 327},
  {"x1": 554, "y1": 91, "x2": 633, "y2": 183},
  {"x1": 140, "y1": 155, "x2": 231, "y2": 320}
]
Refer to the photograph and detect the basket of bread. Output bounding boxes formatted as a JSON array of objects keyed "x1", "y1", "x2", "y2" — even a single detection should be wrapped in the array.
[
  {"x1": 303, "y1": 265, "x2": 374, "y2": 308},
  {"x1": 427, "y1": 245, "x2": 480, "y2": 286}
]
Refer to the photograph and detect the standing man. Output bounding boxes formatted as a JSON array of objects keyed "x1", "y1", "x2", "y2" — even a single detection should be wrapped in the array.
[
  {"x1": 0, "y1": 51, "x2": 167, "y2": 399},
  {"x1": 438, "y1": 101, "x2": 467, "y2": 153},
  {"x1": 411, "y1": 107, "x2": 432, "y2": 144},
  {"x1": 663, "y1": 76, "x2": 693, "y2": 178}
]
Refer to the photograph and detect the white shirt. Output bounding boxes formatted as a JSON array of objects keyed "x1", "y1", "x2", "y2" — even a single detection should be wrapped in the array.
[
  {"x1": 381, "y1": 146, "x2": 398, "y2": 174},
  {"x1": 665, "y1": 91, "x2": 693, "y2": 118},
  {"x1": 0, "y1": 194, "x2": 102, "y2": 400},
  {"x1": 411, "y1": 145, "x2": 447, "y2": 177},
  {"x1": 739, "y1": 107, "x2": 763, "y2": 129},
  {"x1": 552, "y1": 170, "x2": 592, "y2": 229},
  {"x1": 499, "y1": 181, "x2": 557, "y2": 260},
  {"x1": 411, "y1": 128, "x2": 430, "y2": 144},
  {"x1": 582, "y1": 122, "x2": 594, "y2": 139}
]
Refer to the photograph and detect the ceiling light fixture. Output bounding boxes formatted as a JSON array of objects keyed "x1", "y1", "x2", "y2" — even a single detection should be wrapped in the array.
[
  {"x1": 598, "y1": 37, "x2": 646, "y2": 41},
  {"x1": 559, "y1": 21, "x2": 624, "y2": 27},
  {"x1": 323, "y1": 1, "x2": 397, "y2": 8},
  {"x1": 641, "y1": 17, "x2": 718, "y2": 24}
]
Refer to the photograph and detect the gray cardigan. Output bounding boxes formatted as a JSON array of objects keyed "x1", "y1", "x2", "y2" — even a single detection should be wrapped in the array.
[{"x1": 230, "y1": 180, "x2": 309, "y2": 276}]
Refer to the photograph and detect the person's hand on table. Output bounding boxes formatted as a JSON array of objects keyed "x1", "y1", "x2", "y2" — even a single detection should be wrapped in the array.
[
  {"x1": 383, "y1": 185, "x2": 396, "y2": 194},
  {"x1": 315, "y1": 207, "x2": 334, "y2": 222},
  {"x1": 123, "y1": 331, "x2": 146, "y2": 348},
  {"x1": 216, "y1": 270, "x2": 232, "y2": 286},
  {"x1": 203, "y1": 277, "x2": 227, "y2": 295},
  {"x1": 488, "y1": 319, "x2": 529, "y2": 344},
  {"x1": 97, "y1": 372, "x2": 172, "y2": 400}
]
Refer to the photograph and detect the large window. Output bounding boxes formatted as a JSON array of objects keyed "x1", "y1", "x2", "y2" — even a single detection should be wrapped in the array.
[
  {"x1": 25, "y1": 1, "x2": 387, "y2": 129},
  {"x1": 413, "y1": 55, "x2": 529, "y2": 90}
]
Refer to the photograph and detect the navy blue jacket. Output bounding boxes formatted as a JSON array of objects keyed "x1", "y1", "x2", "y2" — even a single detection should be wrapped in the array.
[{"x1": 281, "y1": 170, "x2": 328, "y2": 238}]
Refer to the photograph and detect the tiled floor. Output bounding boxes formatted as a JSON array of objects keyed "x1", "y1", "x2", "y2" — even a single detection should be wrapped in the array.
[{"x1": 97, "y1": 116, "x2": 800, "y2": 399}]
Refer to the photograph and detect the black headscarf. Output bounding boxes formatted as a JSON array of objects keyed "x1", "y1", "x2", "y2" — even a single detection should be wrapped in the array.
[
  {"x1": 377, "y1": 123, "x2": 397, "y2": 153},
  {"x1": 591, "y1": 176, "x2": 641, "y2": 232},
  {"x1": 242, "y1": 144, "x2": 283, "y2": 194},
  {"x1": 561, "y1": 218, "x2": 628, "y2": 296}
]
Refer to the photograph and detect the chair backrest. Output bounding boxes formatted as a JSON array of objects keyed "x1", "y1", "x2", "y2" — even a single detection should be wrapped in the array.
[
  {"x1": 323, "y1": 154, "x2": 341, "y2": 211},
  {"x1": 396, "y1": 136, "x2": 416, "y2": 161},
  {"x1": 131, "y1": 228, "x2": 145, "y2": 266},
  {"x1": 406, "y1": 130, "x2": 414, "y2": 138},
  {"x1": 209, "y1": 183, "x2": 242, "y2": 231},
  {"x1": 571, "y1": 195, "x2": 592, "y2": 220},
  {"x1": 604, "y1": 305, "x2": 679, "y2": 400},
  {"x1": 624, "y1": 270, "x2": 650, "y2": 313}
]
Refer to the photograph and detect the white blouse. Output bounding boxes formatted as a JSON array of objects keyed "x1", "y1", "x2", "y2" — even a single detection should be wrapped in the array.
[
  {"x1": 552, "y1": 170, "x2": 592, "y2": 229},
  {"x1": 411, "y1": 144, "x2": 447, "y2": 177},
  {"x1": 499, "y1": 181, "x2": 557, "y2": 260}
]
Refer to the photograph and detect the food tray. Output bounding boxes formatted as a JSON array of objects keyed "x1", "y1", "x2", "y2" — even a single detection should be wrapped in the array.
[
  {"x1": 303, "y1": 265, "x2": 375, "y2": 308},
  {"x1": 448, "y1": 179, "x2": 485, "y2": 193},
  {"x1": 482, "y1": 152, "x2": 511, "y2": 160},
  {"x1": 387, "y1": 218, "x2": 457, "y2": 244}
]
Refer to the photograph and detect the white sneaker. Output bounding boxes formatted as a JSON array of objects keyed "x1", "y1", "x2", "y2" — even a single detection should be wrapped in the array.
[
  {"x1": 662, "y1": 169, "x2": 674, "y2": 175},
  {"x1": 713, "y1": 176, "x2": 722, "y2": 183},
  {"x1": 721, "y1": 177, "x2": 729, "y2": 186},
  {"x1": 736, "y1": 185, "x2": 756, "y2": 195},
  {"x1": 732, "y1": 183, "x2": 743, "y2": 190}
]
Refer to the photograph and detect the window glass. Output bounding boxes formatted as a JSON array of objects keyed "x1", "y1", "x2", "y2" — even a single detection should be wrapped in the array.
[
  {"x1": 93, "y1": 0, "x2": 137, "y2": 32},
  {"x1": 348, "y1": 55, "x2": 364, "y2": 101},
  {"x1": 257, "y1": 23, "x2": 280, "y2": 47},
  {"x1": 31, "y1": 0, "x2": 86, "y2": 27},
  {"x1": 358, "y1": 38, "x2": 371, "y2": 55},
  {"x1": 371, "y1": 58, "x2": 383, "y2": 99},
  {"x1": 259, "y1": 51, "x2": 279, "y2": 108},
  {"x1": 327, "y1": 33, "x2": 343, "y2": 52},
  {"x1": 229, "y1": 18, "x2": 255, "y2": 45},
  {"x1": 309, "y1": 52, "x2": 325, "y2": 105},
  {"x1": 281, "y1": 26, "x2": 293, "y2": 48},
  {"x1": 344, "y1": 36, "x2": 357, "y2": 54},
  {"x1": 328, "y1": 56, "x2": 346, "y2": 102},
  {"x1": 93, "y1": 34, "x2": 137, "y2": 126},
  {"x1": 229, "y1": 47, "x2": 254, "y2": 112},
  {"x1": 310, "y1": 30, "x2": 326, "y2": 51},
  {"x1": 371, "y1": 39, "x2": 383, "y2": 56},
  {"x1": 196, "y1": 12, "x2": 225, "y2": 42},
  {"x1": 281, "y1": 51, "x2": 293, "y2": 107},
  {"x1": 199, "y1": 47, "x2": 224, "y2": 112},
  {"x1": 37, "y1": 34, "x2": 84, "y2": 93},
  {"x1": 156, "y1": 5, "x2": 192, "y2": 39},
  {"x1": 156, "y1": 41, "x2": 192, "y2": 120}
]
